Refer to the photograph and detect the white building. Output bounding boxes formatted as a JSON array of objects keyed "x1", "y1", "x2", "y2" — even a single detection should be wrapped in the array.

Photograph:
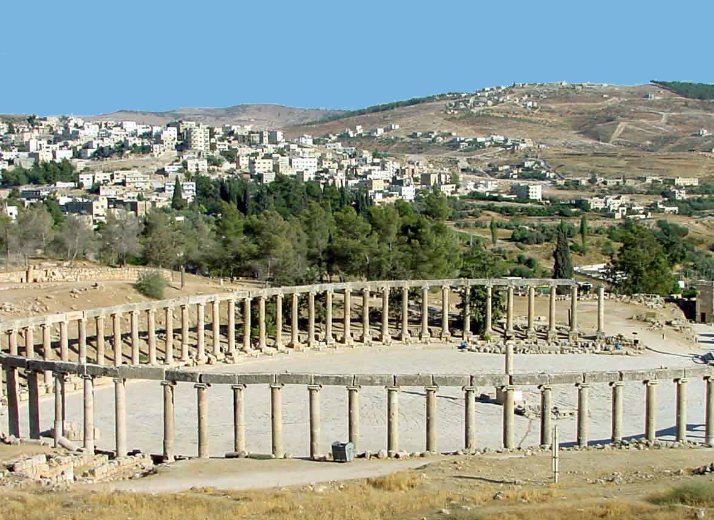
[{"x1": 511, "y1": 183, "x2": 542, "y2": 201}]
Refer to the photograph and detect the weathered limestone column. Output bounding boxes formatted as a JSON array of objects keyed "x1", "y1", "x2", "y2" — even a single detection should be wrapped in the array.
[
  {"x1": 387, "y1": 386, "x2": 399, "y2": 455},
  {"x1": 180, "y1": 305, "x2": 190, "y2": 362},
  {"x1": 675, "y1": 378, "x2": 688, "y2": 443},
  {"x1": 232, "y1": 384, "x2": 246, "y2": 453},
  {"x1": 324, "y1": 290, "x2": 333, "y2": 346},
  {"x1": 5, "y1": 363, "x2": 20, "y2": 437},
  {"x1": 59, "y1": 320, "x2": 68, "y2": 361},
  {"x1": 420, "y1": 286, "x2": 430, "y2": 341},
  {"x1": 25, "y1": 326, "x2": 35, "y2": 359},
  {"x1": 162, "y1": 381, "x2": 176, "y2": 462},
  {"x1": 347, "y1": 385, "x2": 360, "y2": 450},
  {"x1": 258, "y1": 296, "x2": 267, "y2": 350},
  {"x1": 9, "y1": 328, "x2": 18, "y2": 355},
  {"x1": 42, "y1": 323, "x2": 52, "y2": 385},
  {"x1": 165, "y1": 307, "x2": 174, "y2": 364},
  {"x1": 112, "y1": 312, "x2": 122, "y2": 366},
  {"x1": 27, "y1": 370, "x2": 40, "y2": 439},
  {"x1": 548, "y1": 285, "x2": 557, "y2": 341},
  {"x1": 274, "y1": 294, "x2": 284, "y2": 350},
  {"x1": 527, "y1": 286, "x2": 536, "y2": 339},
  {"x1": 270, "y1": 384, "x2": 284, "y2": 458},
  {"x1": 343, "y1": 288, "x2": 352, "y2": 345},
  {"x1": 502, "y1": 385, "x2": 515, "y2": 449},
  {"x1": 464, "y1": 386, "x2": 476, "y2": 451},
  {"x1": 706, "y1": 377, "x2": 714, "y2": 447},
  {"x1": 95, "y1": 315, "x2": 105, "y2": 365},
  {"x1": 307, "y1": 292, "x2": 316, "y2": 348},
  {"x1": 484, "y1": 285, "x2": 493, "y2": 338},
  {"x1": 597, "y1": 286, "x2": 605, "y2": 338},
  {"x1": 212, "y1": 299, "x2": 221, "y2": 356},
  {"x1": 577, "y1": 383, "x2": 589, "y2": 448},
  {"x1": 53, "y1": 373, "x2": 65, "y2": 447},
  {"x1": 130, "y1": 310, "x2": 140, "y2": 365},
  {"x1": 610, "y1": 381, "x2": 624, "y2": 443},
  {"x1": 380, "y1": 288, "x2": 390, "y2": 345},
  {"x1": 400, "y1": 286, "x2": 410, "y2": 342},
  {"x1": 114, "y1": 378, "x2": 127, "y2": 457},
  {"x1": 441, "y1": 285, "x2": 450, "y2": 340},
  {"x1": 308, "y1": 384, "x2": 321, "y2": 459},
  {"x1": 539, "y1": 385, "x2": 552, "y2": 448},
  {"x1": 196, "y1": 302, "x2": 206, "y2": 362},
  {"x1": 83, "y1": 375, "x2": 95, "y2": 453},
  {"x1": 645, "y1": 380, "x2": 658, "y2": 442},
  {"x1": 505, "y1": 343, "x2": 514, "y2": 375},
  {"x1": 569, "y1": 285, "x2": 579, "y2": 340},
  {"x1": 196, "y1": 383, "x2": 209, "y2": 458},
  {"x1": 243, "y1": 297, "x2": 252, "y2": 352},
  {"x1": 425, "y1": 386, "x2": 438, "y2": 453},
  {"x1": 147, "y1": 309, "x2": 157, "y2": 364},
  {"x1": 78, "y1": 318, "x2": 87, "y2": 364},
  {"x1": 505, "y1": 286, "x2": 514, "y2": 338},
  {"x1": 361, "y1": 288, "x2": 371, "y2": 344},
  {"x1": 227, "y1": 299, "x2": 236, "y2": 357},
  {"x1": 290, "y1": 293, "x2": 300, "y2": 349},
  {"x1": 462, "y1": 287, "x2": 471, "y2": 340}
]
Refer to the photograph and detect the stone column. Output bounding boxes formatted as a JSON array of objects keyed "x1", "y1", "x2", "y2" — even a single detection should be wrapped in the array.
[
  {"x1": 324, "y1": 291, "x2": 333, "y2": 346},
  {"x1": 505, "y1": 286, "x2": 514, "y2": 338},
  {"x1": 212, "y1": 299, "x2": 221, "y2": 356},
  {"x1": 5, "y1": 364, "x2": 20, "y2": 437},
  {"x1": 232, "y1": 384, "x2": 246, "y2": 454},
  {"x1": 502, "y1": 385, "x2": 514, "y2": 449},
  {"x1": 539, "y1": 385, "x2": 552, "y2": 448},
  {"x1": 505, "y1": 343, "x2": 513, "y2": 375},
  {"x1": 380, "y1": 288, "x2": 390, "y2": 345},
  {"x1": 59, "y1": 320, "x2": 68, "y2": 361},
  {"x1": 165, "y1": 307, "x2": 174, "y2": 364},
  {"x1": 706, "y1": 377, "x2": 714, "y2": 447},
  {"x1": 462, "y1": 287, "x2": 471, "y2": 341},
  {"x1": 9, "y1": 328, "x2": 18, "y2": 355},
  {"x1": 42, "y1": 323, "x2": 52, "y2": 386},
  {"x1": 130, "y1": 310, "x2": 140, "y2": 365},
  {"x1": 162, "y1": 381, "x2": 175, "y2": 462},
  {"x1": 95, "y1": 316, "x2": 105, "y2": 365},
  {"x1": 112, "y1": 313, "x2": 122, "y2": 366},
  {"x1": 441, "y1": 286, "x2": 450, "y2": 340},
  {"x1": 275, "y1": 294, "x2": 284, "y2": 350},
  {"x1": 343, "y1": 288, "x2": 352, "y2": 345},
  {"x1": 569, "y1": 285, "x2": 579, "y2": 340},
  {"x1": 527, "y1": 286, "x2": 536, "y2": 339},
  {"x1": 347, "y1": 385, "x2": 360, "y2": 450},
  {"x1": 243, "y1": 297, "x2": 252, "y2": 352},
  {"x1": 361, "y1": 288, "x2": 370, "y2": 344},
  {"x1": 420, "y1": 286, "x2": 430, "y2": 341},
  {"x1": 27, "y1": 370, "x2": 40, "y2": 439},
  {"x1": 577, "y1": 383, "x2": 589, "y2": 448},
  {"x1": 548, "y1": 285, "x2": 557, "y2": 341},
  {"x1": 291, "y1": 293, "x2": 300, "y2": 349},
  {"x1": 196, "y1": 303, "x2": 206, "y2": 362},
  {"x1": 25, "y1": 326, "x2": 35, "y2": 359},
  {"x1": 308, "y1": 385, "x2": 321, "y2": 459},
  {"x1": 425, "y1": 386, "x2": 438, "y2": 453},
  {"x1": 400, "y1": 286, "x2": 410, "y2": 342},
  {"x1": 258, "y1": 296, "x2": 267, "y2": 350},
  {"x1": 645, "y1": 380, "x2": 657, "y2": 442},
  {"x1": 147, "y1": 309, "x2": 157, "y2": 364},
  {"x1": 227, "y1": 299, "x2": 236, "y2": 357},
  {"x1": 610, "y1": 381, "x2": 624, "y2": 443},
  {"x1": 114, "y1": 378, "x2": 127, "y2": 457},
  {"x1": 484, "y1": 285, "x2": 493, "y2": 337},
  {"x1": 53, "y1": 373, "x2": 65, "y2": 447},
  {"x1": 597, "y1": 286, "x2": 605, "y2": 338},
  {"x1": 196, "y1": 383, "x2": 209, "y2": 458},
  {"x1": 180, "y1": 305, "x2": 190, "y2": 362},
  {"x1": 307, "y1": 292, "x2": 316, "y2": 348},
  {"x1": 464, "y1": 386, "x2": 476, "y2": 451},
  {"x1": 83, "y1": 375, "x2": 95, "y2": 453},
  {"x1": 676, "y1": 378, "x2": 688, "y2": 443},
  {"x1": 387, "y1": 386, "x2": 399, "y2": 455},
  {"x1": 78, "y1": 318, "x2": 87, "y2": 364},
  {"x1": 270, "y1": 384, "x2": 284, "y2": 458}
]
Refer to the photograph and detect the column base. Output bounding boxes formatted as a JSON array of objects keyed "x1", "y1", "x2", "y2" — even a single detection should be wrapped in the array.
[
  {"x1": 547, "y1": 331, "x2": 558, "y2": 342},
  {"x1": 568, "y1": 332, "x2": 579, "y2": 343},
  {"x1": 401, "y1": 334, "x2": 411, "y2": 344},
  {"x1": 440, "y1": 333, "x2": 451, "y2": 342},
  {"x1": 596, "y1": 332, "x2": 605, "y2": 340},
  {"x1": 504, "y1": 330, "x2": 515, "y2": 340},
  {"x1": 362, "y1": 336, "x2": 372, "y2": 346},
  {"x1": 420, "y1": 333, "x2": 431, "y2": 343},
  {"x1": 526, "y1": 331, "x2": 537, "y2": 341}
]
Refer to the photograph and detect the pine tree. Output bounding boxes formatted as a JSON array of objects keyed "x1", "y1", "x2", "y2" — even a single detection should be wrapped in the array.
[
  {"x1": 552, "y1": 221, "x2": 573, "y2": 279},
  {"x1": 490, "y1": 218, "x2": 498, "y2": 247},
  {"x1": 171, "y1": 177, "x2": 186, "y2": 210},
  {"x1": 579, "y1": 214, "x2": 588, "y2": 252}
]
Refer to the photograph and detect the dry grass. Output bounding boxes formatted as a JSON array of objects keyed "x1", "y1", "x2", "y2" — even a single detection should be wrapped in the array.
[{"x1": 650, "y1": 480, "x2": 714, "y2": 507}]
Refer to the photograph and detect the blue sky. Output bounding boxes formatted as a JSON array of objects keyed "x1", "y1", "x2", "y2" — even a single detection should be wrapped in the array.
[{"x1": 2, "y1": 0, "x2": 712, "y2": 115}]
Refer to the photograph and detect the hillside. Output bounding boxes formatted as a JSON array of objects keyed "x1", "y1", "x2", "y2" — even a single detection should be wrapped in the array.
[{"x1": 85, "y1": 104, "x2": 345, "y2": 129}]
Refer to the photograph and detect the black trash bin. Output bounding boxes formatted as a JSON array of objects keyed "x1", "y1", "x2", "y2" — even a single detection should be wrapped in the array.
[{"x1": 331, "y1": 441, "x2": 354, "y2": 462}]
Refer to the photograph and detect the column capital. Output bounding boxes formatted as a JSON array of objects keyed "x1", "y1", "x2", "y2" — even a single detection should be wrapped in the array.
[
  {"x1": 643, "y1": 380, "x2": 659, "y2": 386},
  {"x1": 538, "y1": 384, "x2": 552, "y2": 391},
  {"x1": 307, "y1": 384, "x2": 322, "y2": 392},
  {"x1": 675, "y1": 377, "x2": 689, "y2": 384},
  {"x1": 269, "y1": 383, "x2": 284, "y2": 390},
  {"x1": 231, "y1": 383, "x2": 247, "y2": 391},
  {"x1": 81, "y1": 374, "x2": 94, "y2": 381},
  {"x1": 386, "y1": 385, "x2": 400, "y2": 391},
  {"x1": 347, "y1": 385, "x2": 361, "y2": 392},
  {"x1": 609, "y1": 380, "x2": 624, "y2": 387},
  {"x1": 462, "y1": 385, "x2": 477, "y2": 392},
  {"x1": 576, "y1": 382, "x2": 589, "y2": 389},
  {"x1": 113, "y1": 377, "x2": 126, "y2": 384},
  {"x1": 161, "y1": 380, "x2": 176, "y2": 387},
  {"x1": 425, "y1": 385, "x2": 439, "y2": 392},
  {"x1": 194, "y1": 383, "x2": 210, "y2": 390}
]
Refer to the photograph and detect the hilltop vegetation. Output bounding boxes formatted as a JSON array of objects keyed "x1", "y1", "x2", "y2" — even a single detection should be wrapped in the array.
[
  {"x1": 312, "y1": 93, "x2": 462, "y2": 124},
  {"x1": 652, "y1": 80, "x2": 714, "y2": 100}
]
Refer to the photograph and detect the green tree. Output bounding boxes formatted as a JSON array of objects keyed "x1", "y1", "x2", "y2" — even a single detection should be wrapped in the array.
[
  {"x1": 171, "y1": 177, "x2": 186, "y2": 210},
  {"x1": 490, "y1": 218, "x2": 498, "y2": 247},
  {"x1": 579, "y1": 214, "x2": 588, "y2": 252},
  {"x1": 16, "y1": 205, "x2": 53, "y2": 265},
  {"x1": 610, "y1": 224, "x2": 673, "y2": 295},
  {"x1": 552, "y1": 221, "x2": 574, "y2": 279},
  {"x1": 99, "y1": 211, "x2": 142, "y2": 266},
  {"x1": 54, "y1": 216, "x2": 95, "y2": 263}
]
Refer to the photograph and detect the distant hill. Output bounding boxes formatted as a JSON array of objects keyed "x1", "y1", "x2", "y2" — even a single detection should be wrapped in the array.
[
  {"x1": 85, "y1": 104, "x2": 346, "y2": 129},
  {"x1": 652, "y1": 81, "x2": 714, "y2": 100}
]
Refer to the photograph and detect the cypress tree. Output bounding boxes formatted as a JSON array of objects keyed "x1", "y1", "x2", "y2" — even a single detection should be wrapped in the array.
[
  {"x1": 490, "y1": 217, "x2": 498, "y2": 247},
  {"x1": 553, "y1": 221, "x2": 573, "y2": 279},
  {"x1": 171, "y1": 177, "x2": 186, "y2": 210}
]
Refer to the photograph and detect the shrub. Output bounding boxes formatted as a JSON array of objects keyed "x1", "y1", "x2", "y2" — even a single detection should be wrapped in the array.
[
  {"x1": 134, "y1": 271, "x2": 167, "y2": 299},
  {"x1": 651, "y1": 481, "x2": 714, "y2": 507}
]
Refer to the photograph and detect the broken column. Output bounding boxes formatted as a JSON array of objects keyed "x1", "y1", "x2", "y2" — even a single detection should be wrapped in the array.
[
  {"x1": 400, "y1": 286, "x2": 410, "y2": 342},
  {"x1": 361, "y1": 288, "x2": 370, "y2": 344},
  {"x1": 707, "y1": 376, "x2": 714, "y2": 447},
  {"x1": 577, "y1": 383, "x2": 589, "y2": 448},
  {"x1": 271, "y1": 383, "x2": 284, "y2": 458},
  {"x1": 462, "y1": 287, "x2": 471, "y2": 340},
  {"x1": 147, "y1": 309, "x2": 157, "y2": 364},
  {"x1": 425, "y1": 386, "x2": 438, "y2": 453},
  {"x1": 548, "y1": 285, "x2": 557, "y2": 341},
  {"x1": 347, "y1": 385, "x2": 360, "y2": 450},
  {"x1": 307, "y1": 291, "x2": 315, "y2": 348},
  {"x1": 232, "y1": 384, "x2": 246, "y2": 453},
  {"x1": 484, "y1": 285, "x2": 493, "y2": 338},
  {"x1": 527, "y1": 286, "x2": 536, "y2": 339},
  {"x1": 464, "y1": 386, "x2": 476, "y2": 451},
  {"x1": 227, "y1": 299, "x2": 236, "y2": 356},
  {"x1": 196, "y1": 383, "x2": 209, "y2": 458},
  {"x1": 181, "y1": 305, "x2": 190, "y2": 362},
  {"x1": 324, "y1": 290, "x2": 333, "y2": 346},
  {"x1": 343, "y1": 288, "x2": 352, "y2": 345},
  {"x1": 676, "y1": 378, "x2": 687, "y2": 443},
  {"x1": 597, "y1": 286, "x2": 605, "y2": 338},
  {"x1": 258, "y1": 295, "x2": 267, "y2": 350},
  {"x1": 114, "y1": 378, "x2": 127, "y2": 457},
  {"x1": 610, "y1": 381, "x2": 624, "y2": 443},
  {"x1": 380, "y1": 288, "x2": 390, "y2": 345},
  {"x1": 502, "y1": 385, "x2": 515, "y2": 449},
  {"x1": 569, "y1": 285, "x2": 579, "y2": 341},
  {"x1": 53, "y1": 373, "x2": 65, "y2": 448},
  {"x1": 290, "y1": 293, "x2": 300, "y2": 349},
  {"x1": 505, "y1": 286, "x2": 514, "y2": 338},
  {"x1": 83, "y1": 375, "x2": 95, "y2": 453},
  {"x1": 212, "y1": 299, "x2": 221, "y2": 356},
  {"x1": 95, "y1": 315, "x2": 105, "y2": 365},
  {"x1": 441, "y1": 285, "x2": 450, "y2": 340},
  {"x1": 130, "y1": 310, "x2": 140, "y2": 365},
  {"x1": 243, "y1": 296, "x2": 252, "y2": 352},
  {"x1": 165, "y1": 307, "x2": 174, "y2": 364},
  {"x1": 196, "y1": 303, "x2": 206, "y2": 363},
  {"x1": 275, "y1": 294, "x2": 284, "y2": 350},
  {"x1": 387, "y1": 385, "x2": 399, "y2": 455},
  {"x1": 27, "y1": 369, "x2": 40, "y2": 439},
  {"x1": 162, "y1": 381, "x2": 175, "y2": 462},
  {"x1": 420, "y1": 286, "x2": 430, "y2": 341},
  {"x1": 645, "y1": 380, "x2": 657, "y2": 442},
  {"x1": 539, "y1": 384, "x2": 552, "y2": 448},
  {"x1": 308, "y1": 384, "x2": 321, "y2": 459}
]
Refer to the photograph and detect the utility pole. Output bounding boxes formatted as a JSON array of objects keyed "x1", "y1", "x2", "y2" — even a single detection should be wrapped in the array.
[{"x1": 552, "y1": 424, "x2": 560, "y2": 484}]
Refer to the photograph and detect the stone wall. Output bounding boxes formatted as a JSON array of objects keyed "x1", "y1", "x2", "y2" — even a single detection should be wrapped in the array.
[{"x1": 0, "y1": 265, "x2": 174, "y2": 284}]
